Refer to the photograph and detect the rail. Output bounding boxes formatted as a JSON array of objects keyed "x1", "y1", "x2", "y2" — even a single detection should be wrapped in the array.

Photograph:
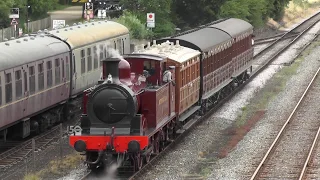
[{"x1": 249, "y1": 66, "x2": 320, "y2": 180}]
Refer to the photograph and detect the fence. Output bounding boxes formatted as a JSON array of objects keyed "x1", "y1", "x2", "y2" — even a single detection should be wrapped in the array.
[{"x1": 0, "y1": 17, "x2": 51, "y2": 42}]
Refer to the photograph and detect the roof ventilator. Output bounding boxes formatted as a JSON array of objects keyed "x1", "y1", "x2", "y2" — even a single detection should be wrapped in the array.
[
  {"x1": 5, "y1": 42, "x2": 10, "y2": 46},
  {"x1": 30, "y1": 37, "x2": 35, "y2": 40},
  {"x1": 10, "y1": 37, "x2": 15, "y2": 40},
  {"x1": 24, "y1": 38, "x2": 28, "y2": 42},
  {"x1": 16, "y1": 40, "x2": 21, "y2": 43},
  {"x1": 73, "y1": 23, "x2": 77, "y2": 26}
]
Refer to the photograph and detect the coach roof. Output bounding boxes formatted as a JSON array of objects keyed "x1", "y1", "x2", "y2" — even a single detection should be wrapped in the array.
[
  {"x1": 159, "y1": 27, "x2": 231, "y2": 52},
  {"x1": 49, "y1": 20, "x2": 129, "y2": 49},
  {"x1": 0, "y1": 35, "x2": 69, "y2": 72},
  {"x1": 209, "y1": 18, "x2": 253, "y2": 37}
]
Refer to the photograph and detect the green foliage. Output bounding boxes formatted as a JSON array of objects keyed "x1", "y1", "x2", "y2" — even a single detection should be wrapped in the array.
[
  {"x1": 116, "y1": 10, "x2": 152, "y2": 40},
  {"x1": 0, "y1": 0, "x2": 61, "y2": 28},
  {"x1": 172, "y1": 0, "x2": 226, "y2": 29},
  {"x1": 120, "y1": 0, "x2": 175, "y2": 39}
]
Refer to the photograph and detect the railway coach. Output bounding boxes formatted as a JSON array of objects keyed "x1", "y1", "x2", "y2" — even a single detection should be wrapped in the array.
[
  {"x1": 68, "y1": 18, "x2": 254, "y2": 172},
  {"x1": 0, "y1": 20, "x2": 130, "y2": 141}
]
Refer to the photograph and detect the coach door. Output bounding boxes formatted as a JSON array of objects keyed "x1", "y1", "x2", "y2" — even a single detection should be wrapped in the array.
[
  {"x1": 13, "y1": 66, "x2": 24, "y2": 121},
  {"x1": 22, "y1": 64, "x2": 29, "y2": 117}
]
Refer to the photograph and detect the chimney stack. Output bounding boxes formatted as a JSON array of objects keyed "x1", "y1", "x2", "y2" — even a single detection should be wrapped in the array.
[{"x1": 102, "y1": 58, "x2": 121, "y2": 84}]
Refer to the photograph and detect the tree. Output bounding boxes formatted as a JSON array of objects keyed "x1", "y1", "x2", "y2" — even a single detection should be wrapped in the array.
[
  {"x1": 120, "y1": 0, "x2": 175, "y2": 38},
  {"x1": 172, "y1": 0, "x2": 227, "y2": 30},
  {"x1": 116, "y1": 10, "x2": 152, "y2": 39}
]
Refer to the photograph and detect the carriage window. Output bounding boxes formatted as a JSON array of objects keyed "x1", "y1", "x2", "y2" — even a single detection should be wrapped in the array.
[
  {"x1": 122, "y1": 39, "x2": 125, "y2": 54},
  {"x1": 38, "y1": 63, "x2": 44, "y2": 91},
  {"x1": 81, "y1": 49, "x2": 85, "y2": 74},
  {"x1": 99, "y1": 45, "x2": 104, "y2": 67},
  {"x1": 62, "y1": 59, "x2": 65, "y2": 79},
  {"x1": 29, "y1": 66, "x2": 35, "y2": 94},
  {"x1": 55, "y1": 58, "x2": 61, "y2": 84},
  {"x1": 66, "y1": 56, "x2": 70, "y2": 81},
  {"x1": 93, "y1": 46, "x2": 98, "y2": 69},
  {"x1": 15, "y1": 70, "x2": 22, "y2": 99},
  {"x1": 114, "y1": 41, "x2": 116, "y2": 50},
  {"x1": 117, "y1": 39, "x2": 122, "y2": 55},
  {"x1": 87, "y1": 48, "x2": 92, "y2": 72},
  {"x1": 47, "y1": 61, "x2": 52, "y2": 87},
  {"x1": 5, "y1": 73, "x2": 12, "y2": 103}
]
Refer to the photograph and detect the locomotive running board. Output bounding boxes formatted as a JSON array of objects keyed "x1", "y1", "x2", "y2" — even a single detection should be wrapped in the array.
[
  {"x1": 176, "y1": 106, "x2": 201, "y2": 134},
  {"x1": 176, "y1": 117, "x2": 199, "y2": 134},
  {"x1": 178, "y1": 106, "x2": 201, "y2": 122}
]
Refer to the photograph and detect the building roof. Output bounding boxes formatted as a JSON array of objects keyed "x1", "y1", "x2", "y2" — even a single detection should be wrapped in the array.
[
  {"x1": 209, "y1": 18, "x2": 253, "y2": 37},
  {"x1": 0, "y1": 35, "x2": 69, "y2": 72},
  {"x1": 132, "y1": 40, "x2": 200, "y2": 63},
  {"x1": 49, "y1": 20, "x2": 129, "y2": 49}
]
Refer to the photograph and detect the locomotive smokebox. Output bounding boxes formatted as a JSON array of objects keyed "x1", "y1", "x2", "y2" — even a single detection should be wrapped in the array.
[{"x1": 102, "y1": 58, "x2": 121, "y2": 84}]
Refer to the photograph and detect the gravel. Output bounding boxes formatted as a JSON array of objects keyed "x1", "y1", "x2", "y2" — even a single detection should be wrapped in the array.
[
  {"x1": 138, "y1": 22, "x2": 320, "y2": 180},
  {"x1": 208, "y1": 37, "x2": 320, "y2": 179}
]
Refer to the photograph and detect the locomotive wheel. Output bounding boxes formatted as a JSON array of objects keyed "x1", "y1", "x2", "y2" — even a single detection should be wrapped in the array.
[
  {"x1": 144, "y1": 153, "x2": 151, "y2": 163},
  {"x1": 132, "y1": 153, "x2": 143, "y2": 171},
  {"x1": 153, "y1": 134, "x2": 160, "y2": 155}
]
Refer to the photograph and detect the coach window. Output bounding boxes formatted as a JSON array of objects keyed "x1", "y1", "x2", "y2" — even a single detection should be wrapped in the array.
[
  {"x1": 55, "y1": 58, "x2": 61, "y2": 84},
  {"x1": 62, "y1": 59, "x2": 65, "y2": 80},
  {"x1": 114, "y1": 41, "x2": 117, "y2": 51},
  {"x1": 93, "y1": 46, "x2": 98, "y2": 69},
  {"x1": 118, "y1": 39, "x2": 122, "y2": 55},
  {"x1": 122, "y1": 39, "x2": 125, "y2": 54},
  {"x1": 29, "y1": 66, "x2": 35, "y2": 94},
  {"x1": 38, "y1": 63, "x2": 44, "y2": 91},
  {"x1": 5, "y1": 72, "x2": 12, "y2": 103},
  {"x1": 47, "y1": 61, "x2": 53, "y2": 88},
  {"x1": 99, "y1": 45, "x2": 104, "y2": 67},
  {"x1": 66, "y1": 56, "x2": 70, "y2": 81},
  {"x1": 81, "y1": 49, "x2": 85, "y2": 74},
  {"x1": 15, "y1": 70, "x2": 22, "y2": 99},
  {"x1": 87, "y1": 48, "x2": 92, "y2": 72}
]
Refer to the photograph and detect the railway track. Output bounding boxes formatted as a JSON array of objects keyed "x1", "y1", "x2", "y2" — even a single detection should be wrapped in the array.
[
  {"x1": 249, "y1": 65, "x2": 320, "y2": 180},
  {"x1": 0, "y1": 125, "x2": 61, "y2": 179},
  {"x1": 80, "y1": 11, "x2": 320, "y2": 180},
  {"x1": 253, "y1": 32, "x2": 299, "y2": 45},
  {"x1": 252, "y1": 10, "x2": 320, "y2": 72}
]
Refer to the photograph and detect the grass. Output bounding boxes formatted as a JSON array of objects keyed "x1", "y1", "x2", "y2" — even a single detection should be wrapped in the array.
[{"x1": 23, "y1": 153, "x2": 84, "y2": 180}]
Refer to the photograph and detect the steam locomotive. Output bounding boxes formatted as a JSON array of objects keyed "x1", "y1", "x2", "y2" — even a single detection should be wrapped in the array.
[{"x1": 69, "y1": 18, "x2": 254, "y2": 171}]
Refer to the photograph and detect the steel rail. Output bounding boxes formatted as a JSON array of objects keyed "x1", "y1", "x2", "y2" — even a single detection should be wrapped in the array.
[
  {"x1": 249, "y1": 66, "x2": 320, "y2": 180},
  {"x1": 298, "y1": 126, "x2": 320, "y2": 180}
]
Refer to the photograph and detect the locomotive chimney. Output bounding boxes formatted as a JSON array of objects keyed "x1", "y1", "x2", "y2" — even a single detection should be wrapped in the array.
[{"x1": 102, "y1": 58, "x2": 121, "y2": 84}]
